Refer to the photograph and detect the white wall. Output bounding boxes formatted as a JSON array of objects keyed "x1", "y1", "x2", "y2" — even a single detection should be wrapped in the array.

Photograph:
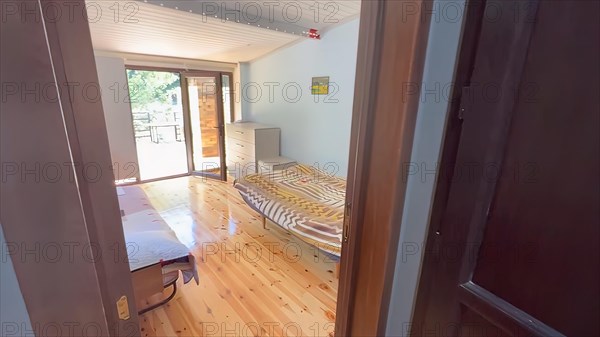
[
  {"x1": 241, "y1": 19, "x2": 360, "y2": 177},
  {"x1": 95, "y1": 56, "x2": 139, "y2": 181},
  {"x1": 233, "y1": 64, "x2": 243, "y2": 122},
  {"x1": 386, "y1": 1, "x2": 467, "y2": 335},
  {"x1": 0, "y1": 224, "x2": 33, "y2": 335}
]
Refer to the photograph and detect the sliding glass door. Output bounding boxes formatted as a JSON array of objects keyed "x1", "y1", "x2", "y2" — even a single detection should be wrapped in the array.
[
  {"x1": 125, "y1": 67, "x2": 232, "y2": 182},
  {"x1": 182, "y1": 72, "x2": 227, "y2": 180}
]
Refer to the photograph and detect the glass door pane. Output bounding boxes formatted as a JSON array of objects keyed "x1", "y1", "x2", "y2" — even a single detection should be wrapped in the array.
[
  {"x1": 126, "y1": 69, "x2": 188, "y2": 181},
  {"x1": 186, "y1": 76, "x2": 225, "y2": 179},
  {"x1": 222, "y1": 74, "x2": 232, "y2": 124}
]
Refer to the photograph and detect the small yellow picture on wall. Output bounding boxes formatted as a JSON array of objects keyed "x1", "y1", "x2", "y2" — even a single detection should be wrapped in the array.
[{"x1": 311, "y1": 76, "x2": 330, "y2": 95}]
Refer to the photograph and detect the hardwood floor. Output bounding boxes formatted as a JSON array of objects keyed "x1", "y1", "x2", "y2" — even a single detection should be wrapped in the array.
[{"x1": 135, "y1": 176, "x2": 339, "y2": 337}]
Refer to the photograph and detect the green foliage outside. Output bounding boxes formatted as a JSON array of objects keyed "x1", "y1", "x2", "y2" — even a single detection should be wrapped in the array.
[
  {"x1": 126, "y1": 69, "x2": 181, "y2": 112},
  {"x1": 126, "y1": 70, "x2": 183, "y2": 140}
]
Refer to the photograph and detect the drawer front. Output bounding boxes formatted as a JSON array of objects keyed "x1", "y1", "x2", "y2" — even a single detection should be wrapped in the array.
[
  {"x1": 226, "y1": 149, "x2": 256, "y2": 178},
  {"x1": 226, "y1": 124, "x2": 255, "y2": 143},
  {"x1": 227, "y1": 137, "x2": 255, "y2": 157}
]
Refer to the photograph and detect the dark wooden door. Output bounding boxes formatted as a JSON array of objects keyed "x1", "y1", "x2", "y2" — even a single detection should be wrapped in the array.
[{"x1": 413, "y1": 0, "x2": 599, "y2": 336}]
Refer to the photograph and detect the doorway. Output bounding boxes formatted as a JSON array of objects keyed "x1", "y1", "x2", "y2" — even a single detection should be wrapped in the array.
[
  {"x1": 125, "y1": 67, "x2": 233, "y2": 182},
  {"x1": 126, "y1": 68, "x2": 189, "y2": 181},
  {"x1": 3, "y1": 0, "x2": 463, "y2": 335}
]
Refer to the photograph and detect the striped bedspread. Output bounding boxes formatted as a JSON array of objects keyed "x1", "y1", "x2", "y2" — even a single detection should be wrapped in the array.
[{"x1": 234, "y1": 164, "x2": 346, "y2": 257}]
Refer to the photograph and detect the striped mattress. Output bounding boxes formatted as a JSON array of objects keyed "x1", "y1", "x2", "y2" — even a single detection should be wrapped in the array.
[{"x1": 233, "y1": 164, "x2": 346, "y2": 257}]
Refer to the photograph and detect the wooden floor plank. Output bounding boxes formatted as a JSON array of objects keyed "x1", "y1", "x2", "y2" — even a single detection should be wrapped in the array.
[{"x1": 135, "y1": 177, "x2": 338, "y2": 337}]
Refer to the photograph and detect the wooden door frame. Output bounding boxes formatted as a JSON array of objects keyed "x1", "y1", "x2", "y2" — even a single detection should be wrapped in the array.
[
  {"x1": 411, "y1": 0, "x2": 487, "y2": 331},
  {"x1": 336, "y1": 0, "x2": 433, "y2": 335}
]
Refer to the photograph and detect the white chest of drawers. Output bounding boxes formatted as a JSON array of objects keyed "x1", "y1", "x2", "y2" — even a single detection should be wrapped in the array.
[{"x1": 225, "y1": 122, "x2": 280, "y2": 179}]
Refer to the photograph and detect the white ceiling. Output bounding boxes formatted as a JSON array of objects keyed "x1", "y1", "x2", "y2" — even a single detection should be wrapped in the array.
[
  {"x1": 214, "y1": 0, "x2": 362, "y2": 30},
  {"x1": 87, "y1": 0, "x2": 361, "y2": 63}
]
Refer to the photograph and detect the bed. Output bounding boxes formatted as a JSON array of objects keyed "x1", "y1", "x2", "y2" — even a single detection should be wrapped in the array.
[
  {"x1": 117, "y1": 185, "x2": 198, "y2": 314},
  {"x1": 233, "y1": 164, "x2": 346, "y2": 259}
]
